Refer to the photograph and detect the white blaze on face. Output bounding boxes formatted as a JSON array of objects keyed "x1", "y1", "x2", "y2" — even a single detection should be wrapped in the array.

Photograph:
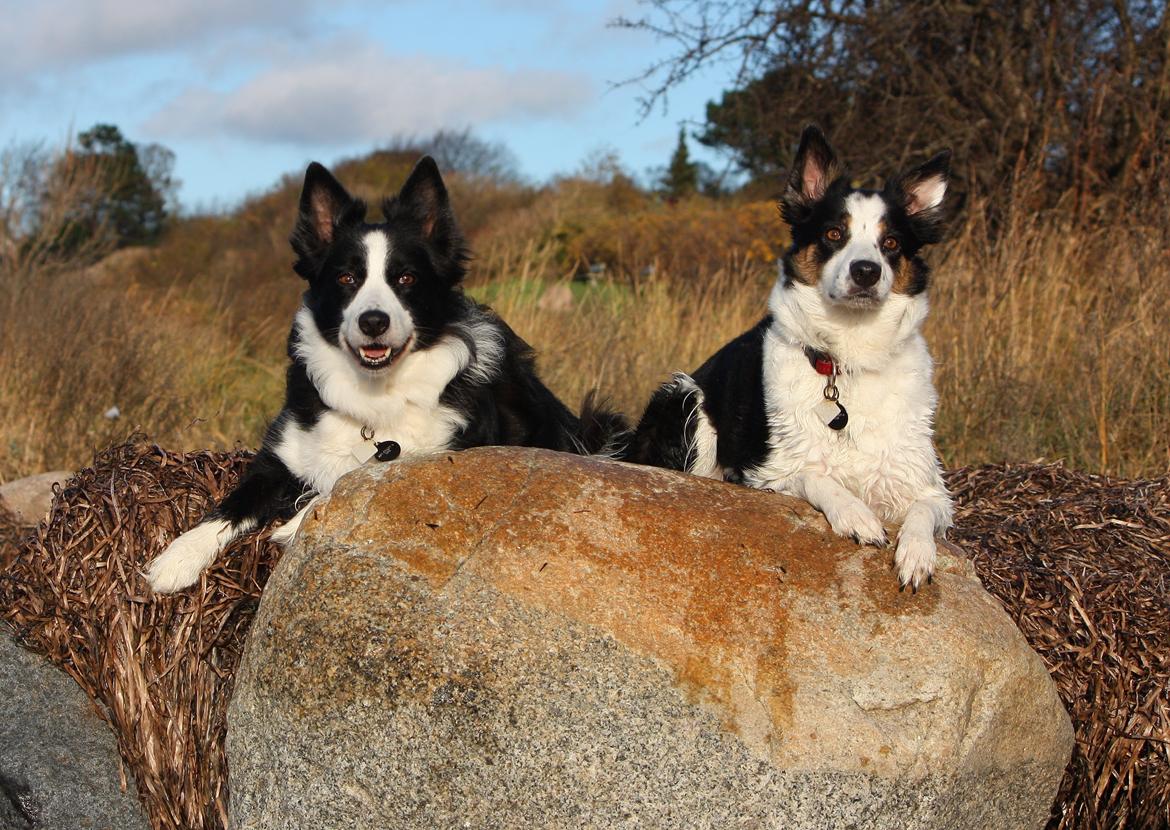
[
  {"x1": 341, "y1": 231, "x2": 414, "y2": 350},
  {"x1": 822, "y1": 193, "x2": 894, "y2": 304}
]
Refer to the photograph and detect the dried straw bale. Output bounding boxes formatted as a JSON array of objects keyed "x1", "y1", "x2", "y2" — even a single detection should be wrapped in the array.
[
  {"x1": 0, "y1": 440, "x2": 278, "y2": 830},
  {"x1": 946, "y1": 462, "x2": 1170, "y2": 830}
]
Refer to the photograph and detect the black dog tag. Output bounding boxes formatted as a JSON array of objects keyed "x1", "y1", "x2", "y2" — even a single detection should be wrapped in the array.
[
  {"x1": 374, "y1": 440, "x2": 401, "y2": 462},
  {"x1": 828, "y1": 403, "x2": 849, "y2": 430},
  {"x1": 813, "y1": 399, "x2": 849, "y2": 430}
]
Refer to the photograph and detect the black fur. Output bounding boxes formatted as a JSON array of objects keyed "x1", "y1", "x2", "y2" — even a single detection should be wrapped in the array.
[
  {"x1": 623, "y1": 378, "x2": 700, "y2": 472},
  {"x1": 434, "y1": 303, "x2": 603, "y2": 453},
  {"x1": 624, "y1": 318, "x2": 771, "y2": 477},
  {"x1": 215, "y1": 441, "x2": 303, "y2": 528},
  {"x1": 688, "y1": 318, "x2": 772, "y2": 473}
]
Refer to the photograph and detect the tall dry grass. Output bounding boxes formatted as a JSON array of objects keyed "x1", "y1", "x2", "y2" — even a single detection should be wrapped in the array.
[
  {"x1": 0, "y1": 147, "x2": 287, "y2": 480},
  {"x1": 0, "y1": 262, "x2": 286, "y2": 480},
  {"x1": 472, "y1": 264, "x2": 766, "y2": 420},
  {"x1": 1, "y1": 154, "x2": 1166, "y2": 482},
  {"x1": 930, "y1": 200, "x2": 1170, "y2": 476}
]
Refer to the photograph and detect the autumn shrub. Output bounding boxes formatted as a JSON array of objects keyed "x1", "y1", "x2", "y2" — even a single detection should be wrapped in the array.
[{"x1": 555, "y1": 197, "x2": 783, "y2": 279}]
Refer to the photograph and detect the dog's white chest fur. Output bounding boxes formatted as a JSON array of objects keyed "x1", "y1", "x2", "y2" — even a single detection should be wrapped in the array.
[
  {"x1": 745, "y1": 326, "x2": 941, "y2": 522},
  {"x1": 273, "y1": 307, "x2": 497, "y2": 497},
  {"x1": 275, "y1": 403, "x2": 463, "y2": 498},
  {"x1": 739, "y1": 282, "x2": 948, "y2": 524}
]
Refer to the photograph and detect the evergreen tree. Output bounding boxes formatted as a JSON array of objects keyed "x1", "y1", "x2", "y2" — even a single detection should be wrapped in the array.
[
  {"x1": 662, "y1": 128, "x2": 699, "y2": 198},
  {"x1": 49, "y1": 124, "x2": 175, "y2": 254}
]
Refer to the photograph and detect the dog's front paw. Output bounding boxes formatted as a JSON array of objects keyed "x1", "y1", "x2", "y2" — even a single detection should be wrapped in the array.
[
  {"x1": 895, "y1": 530, "x2": 936, "y2": 591},
  {"x1": 145, "y1": 545, "x2": 204, "y2": 593},
  {"x1": 144, "y1": 519, "x2": 230, "y2": 593},
  {"x1": 822, "y1": 496, "x2": 887, "y2": 547}
]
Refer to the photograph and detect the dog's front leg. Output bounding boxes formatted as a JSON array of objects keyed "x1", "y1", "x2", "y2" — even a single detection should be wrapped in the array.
[
  {"x1": 785, "y1": 471, "x2": 887, "y2": 547},
  {"x1": 145, "y1": 450, "x2": 304, "y2": 593},
  {"x1": 894, "y1": 494, "x2": 952, "y2": 590}
]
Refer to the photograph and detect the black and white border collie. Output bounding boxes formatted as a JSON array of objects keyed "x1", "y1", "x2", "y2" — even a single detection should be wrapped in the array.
[
  {"x1": 626, "y1": 126, "x2": 953, "y2": 589},
  {"x1": 147, "y1": 157, "x2": 623, "y2": 593}
]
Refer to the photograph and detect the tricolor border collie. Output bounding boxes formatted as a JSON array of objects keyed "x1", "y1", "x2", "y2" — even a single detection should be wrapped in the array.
[
  {"x1": 147, "y1": 157, "x2": 623, "y2": 593},
  {"x1": 626, "y1": 125, "x2": 953, "y2": 589}
]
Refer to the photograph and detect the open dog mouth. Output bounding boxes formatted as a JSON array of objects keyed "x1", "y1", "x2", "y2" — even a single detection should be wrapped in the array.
[{"x1": 348, "y1": 336, "x2": 413, "y2": 370}]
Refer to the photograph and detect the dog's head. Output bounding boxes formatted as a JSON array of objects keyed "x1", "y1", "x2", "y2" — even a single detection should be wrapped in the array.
[
  {"x1": 289, "y1": 157, "x2": 468, "y2": 372},
  {"x1": 779, "y1": 125, "x2": 951, "y2": 310}
]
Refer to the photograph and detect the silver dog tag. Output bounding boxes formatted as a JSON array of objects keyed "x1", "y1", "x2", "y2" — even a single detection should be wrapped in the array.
[
  {"x1": 351, "y1": 442, "x2": 377, "y2": 464},
  {"x1": 813, "y1": 399, "x2": 849, "y2": 430}
]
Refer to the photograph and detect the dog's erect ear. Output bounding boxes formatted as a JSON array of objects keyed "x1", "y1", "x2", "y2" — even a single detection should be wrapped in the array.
[
  {"x1": 897, "y1": 150, "x2": 951, "y2": 216},
  {"x1": 298, "y1": 163, "x2": 355, "y2": 245},
  {"x1": 781, "y1": 125, "x2": 842, "y2": 223},
  {"x1": 291, "y1": 163, "x2": 367, "y2": 278},
  {"x1": 392, "y1": 156, "x2": 453, "y2": 240},
  {"x1": 384, "y1": 156, "x2": 469, "y2": 286},
  {"x1": 888, "y1": 150, "x2": 952, "y2": 242}
]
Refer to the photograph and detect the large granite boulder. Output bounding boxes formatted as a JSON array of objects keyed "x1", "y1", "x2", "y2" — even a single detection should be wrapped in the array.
[
  {"x1": 228, "y1": 448, "x2": 1073, "y2": 830},
  {"x1": 0, "y1": 630, "x2": 149, "y2": 830}
]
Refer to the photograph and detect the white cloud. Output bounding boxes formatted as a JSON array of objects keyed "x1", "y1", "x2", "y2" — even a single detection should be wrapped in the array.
[
  {"x1": 143, "y1": 40, "x2": 593, "y2": 146},
  {"x1": 0, "y1": 0, "x2": 344, "y2": 74}
]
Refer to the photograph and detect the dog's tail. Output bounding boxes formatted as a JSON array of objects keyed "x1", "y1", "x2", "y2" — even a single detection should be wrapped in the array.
[
  {"x1": 576, "y1": 390, "x2": 632, "y2": 459},
  {"x1": 625, "y1": 372, "x2": 717, "y2": 475}
]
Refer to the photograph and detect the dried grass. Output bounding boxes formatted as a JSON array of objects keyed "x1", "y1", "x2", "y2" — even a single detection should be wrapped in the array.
[
  {"x1": 4, "y1": 163, "x2": 1170, "y2": 481},
  {"x1": 0, "y1": 444, "x2": 1166, "y2": 829},
  {"x1": 946, "y1": 463, "x2": 1170, "y2": 829}
]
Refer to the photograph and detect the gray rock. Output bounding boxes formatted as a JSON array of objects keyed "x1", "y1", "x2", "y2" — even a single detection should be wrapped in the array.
[
  {"x1": 0, "y1": 629, "x2": 149, "y2": 830},
  {"x1": 0, "y1": 472, "x2": 71, "y2": 526},
  {"x1": 536, "y1": 282, "x2": 574, "y2": 312},
  {"x1": 228, "y1": 448, "x2": 1073, "y2": 830}
]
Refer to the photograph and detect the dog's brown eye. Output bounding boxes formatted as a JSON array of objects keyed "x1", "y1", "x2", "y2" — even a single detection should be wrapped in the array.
[
  {"x1": 337, "y1": 273, "x2": 355, "y2": 286},
  {"x1": 882, "y1": 236, "x2": 900, "y2": 251},
  {"x1": 398, "y1": 273, "x2": 416, "y2": 286},
  {"x1": 825, "y1": 227, "x2": 843, "y2": 242}
]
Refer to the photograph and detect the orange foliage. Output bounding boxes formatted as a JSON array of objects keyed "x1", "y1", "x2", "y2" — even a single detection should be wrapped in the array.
[{"x1": 554, "y1": 197, "x2": 784, "y2": 279}]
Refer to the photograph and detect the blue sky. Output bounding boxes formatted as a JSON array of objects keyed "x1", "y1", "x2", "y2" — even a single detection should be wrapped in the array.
[{"x1": 0, "y1": 0, "x2": 737, "y2": 212}]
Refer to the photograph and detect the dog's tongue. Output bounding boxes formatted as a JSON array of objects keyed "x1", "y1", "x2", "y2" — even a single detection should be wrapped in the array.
[{"x1": 361, "y1": 346, "x2": 389, "y2": 360}]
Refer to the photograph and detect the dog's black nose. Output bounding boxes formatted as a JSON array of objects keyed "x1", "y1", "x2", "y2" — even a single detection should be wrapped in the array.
[
  {"x1": 849, "y1": 260, "x2": 881, "y2": 288},
  {"x1": 358, "y1": 310, "x2": 390, "y2": 337}
]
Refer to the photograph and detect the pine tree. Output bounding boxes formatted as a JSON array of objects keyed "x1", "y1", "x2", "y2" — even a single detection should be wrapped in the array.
[
  {"x1": 75, "y1": 124, "x2": 172, "y2": 246},
  {"x1": 662, "y1": 128, "x2": 698, "y2": 198},
  {"x1": 45, "y1": 124, "x2": 175, "y2": 255}
]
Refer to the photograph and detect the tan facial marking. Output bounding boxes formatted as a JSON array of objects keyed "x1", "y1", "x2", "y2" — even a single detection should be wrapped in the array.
[
  {"x1": 892, "y1": 256, "x2": 919, "y2": 294},
  {"x1": 879, "y1": 218, "x2": 919, "y2": 294},
  {"x1": 790, "y1": 244, "x2": 822, "y2": 286}
]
